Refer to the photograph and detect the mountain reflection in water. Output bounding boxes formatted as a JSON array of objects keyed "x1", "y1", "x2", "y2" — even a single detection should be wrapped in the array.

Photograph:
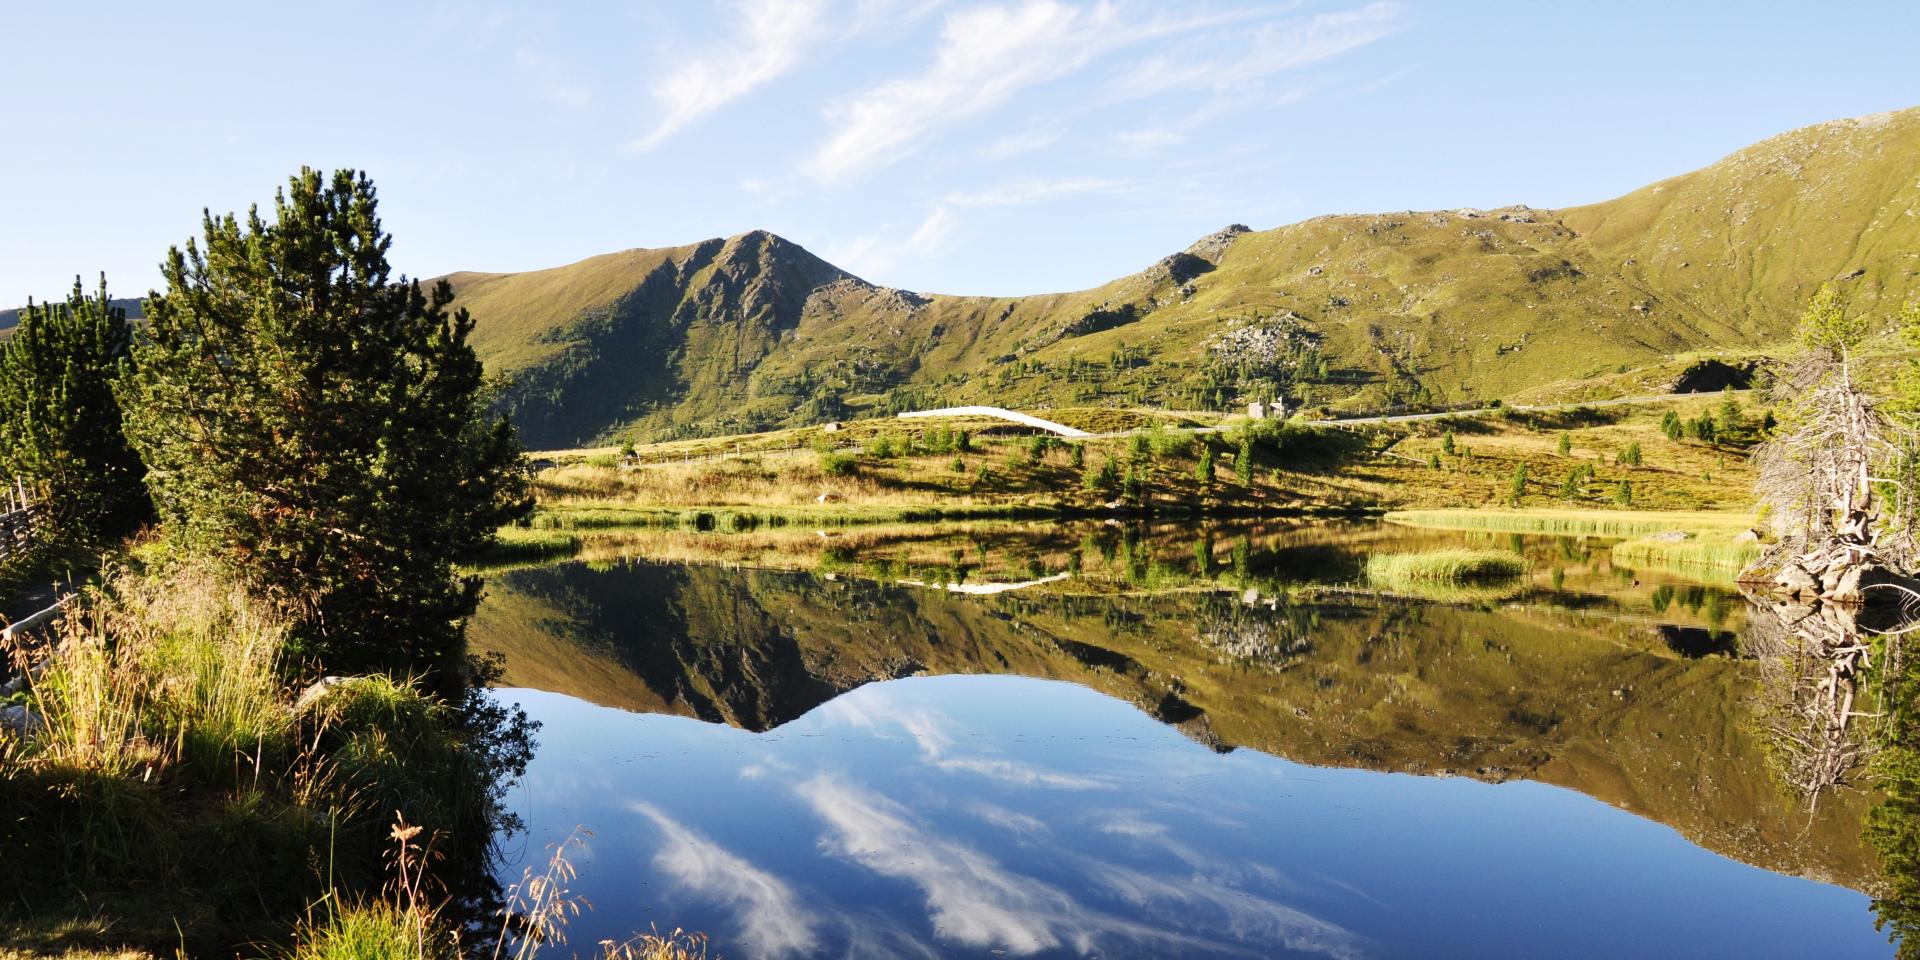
[{"x1": 472, "y1": 522, "x2": 1909, "y2": 958}]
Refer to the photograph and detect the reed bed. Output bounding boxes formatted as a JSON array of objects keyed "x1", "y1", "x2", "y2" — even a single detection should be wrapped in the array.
[
  {"x1": 1384, "y1": 508, "x2": 1753, "y2": 539},
  {"x1": 1366, "y1": 549, "x2": 1530, "y2": 584},
  {"x1": 1609, "y1": 536, "x2": 1761, "y2": 574}
]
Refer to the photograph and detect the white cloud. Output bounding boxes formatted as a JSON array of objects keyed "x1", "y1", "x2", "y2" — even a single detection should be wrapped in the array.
[
  {"x1": 630, "y1": 0, "x2": 827, "y2": 151},
  {"x1": 634, "y1": 804, "x2": 820, "y2": 959},
  {"x1": 797, "y1": 776, "x2": 1102, "y2": 954},
  {"x1": 806, "y1": 1, "x2": 1255, "y2": 182},
  {"x1": 980, "y1": 128, "x2": 1061, "y2": 160},
  {"x1": 898, "y1": 176, "x2": 1125, "y2": 263},
  {"x1": 1112, "y1": 2, "x2": 1401, "y2": 100},
  {"x1": 851, "y1": 0, "x2": 951, "y2": 33},
  {"x1": 823, "y1": 175, "x2": 1120, "y2": 280},
  {"x1": 1113, "y1": 85, "x2": 1308, "y2": 153},
  {"x1": 944, "y1": 176, "x2": 1125, "y2": 208},
  {"x1": 1085, "y1": 862, "x2": 1364, "y2": 959},
  {"x1": 903, "y1": 205, "x2": 959, "y2": 255}
]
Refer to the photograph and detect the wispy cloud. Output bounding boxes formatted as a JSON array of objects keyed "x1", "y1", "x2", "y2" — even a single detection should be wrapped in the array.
[
  {"x1": 629, "y1": 0, "x2": 827, "y2": 151},
  {"x1": 825, "y1": 176, "x2": 1122, "y2": 280},
  {"x1": 980, "y1": 127, "x2": 1061, "y2": 160},
  {"x1": 1114, "y1": 85, "x2": 1310, "y2": 153},
  {"x1": 806, "y1": 1, "x2": 1256, "y2": 182},
  {"x1": 1112, "y1": 1, "x2": 1402, "y2": 100},
  {"x1": 900, "y1": 175, "x2": 1126, "y2": 261},
  {"x1": 798, "y1": 775, "x2": 1129, "y2": 954},
  {"x1": 1086, "y1": 861, "x2": 1365, "y2": 959},
  {"x1": 634, "y1": 804, "x2": 820, "y2": 958}
]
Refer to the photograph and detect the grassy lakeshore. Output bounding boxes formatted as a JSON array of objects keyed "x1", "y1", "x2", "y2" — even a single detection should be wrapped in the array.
[
  {"x1": 1610, "y1": 537, "x2": 1762, "y2": 575},
  {"x1": 1384, "y1": 508, "x2": 1755, "y2": 538},
  {"x1": 509, "y1": 392, "x2": 1765, "y2": 553},
  {"x1": 1385, "y1": 506, "x2": 1762, "y2": 576}
]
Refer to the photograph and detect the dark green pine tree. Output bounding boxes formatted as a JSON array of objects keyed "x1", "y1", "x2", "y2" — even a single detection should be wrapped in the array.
[
  {"x1": 118, "y1": 168, "x2": 532, "y2": 680},
  {"x1": 0, "y1": 276, "x2": 152, "y2": 550}
]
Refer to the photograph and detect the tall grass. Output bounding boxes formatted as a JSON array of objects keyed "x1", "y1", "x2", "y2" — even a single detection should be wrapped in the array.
[
  {"x1": 1, "y1": 560, "x2": 532, "y2": 955},
  {"x1": 1610, "y1": 537, "x2": 1760, "y2": 574},
  {"x1": 1364, "y1": 549, "x2": 1531, "y2": 602},
  {"x1": 1366, "y1": 549, "x2": 1530, "y2": 583},
  {"x1": 1384, "y1": 508, "x2": 1752, "y2": 538},
  {"x1": 27, "y1": 563, "x2": 289, "y2": 783},
  {"x1": 286, "y1": 825, "x2": 708, "y2": 960}
]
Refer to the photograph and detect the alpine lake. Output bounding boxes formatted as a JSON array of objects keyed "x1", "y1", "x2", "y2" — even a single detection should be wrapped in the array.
[{"x1": 468, "y1": 519, "x2": 1915, "y2": 959}]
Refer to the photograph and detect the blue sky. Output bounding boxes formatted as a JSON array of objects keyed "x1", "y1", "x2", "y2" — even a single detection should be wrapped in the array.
[{"x1": 3, "y1": 1, "x2": 1916, "y2": 306}]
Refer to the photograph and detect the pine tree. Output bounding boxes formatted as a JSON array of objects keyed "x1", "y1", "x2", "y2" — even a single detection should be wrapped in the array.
[
  {"x1": 1236, "y1": 436, "x2": 1254, "y2": 484},
  {"x1": 1716, "y1": 386, "x2": 1743, "y2": 436},
  {"x1": 1661, "y1": 409, "x2": 1683, "y2": 441},
  {"x1": 1441, "y1": 430, "x2": 1457, "y2": 456},
  {"x1": 119, "y1": 168, "x2": 532, "y2": 679},
  {"x1": 1615, "y1": 480, "x2": 1633, "y2": 507},
  {"x1": 1557, "y1": 433, "x2": 1571, "y2": 457},
  {"x1": 1195, "y1": 446, "x2": 1215, "y2": 488},
  {"x1": 0, "y1": 276, "x2": 152, "y2": 549},
  {"x1": 1508, "y1": 462, "x2": 1528, "y2": 505}
]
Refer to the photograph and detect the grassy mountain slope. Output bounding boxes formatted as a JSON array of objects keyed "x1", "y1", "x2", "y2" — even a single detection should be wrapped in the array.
[{"x1": 446, "y1": 107, "x2": 1920, "y2": 448}]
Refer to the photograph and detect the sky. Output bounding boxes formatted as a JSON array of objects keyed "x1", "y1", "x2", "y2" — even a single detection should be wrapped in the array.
[{"x1": 3, "y1": 0, "x2": 1917, "y2": 306}]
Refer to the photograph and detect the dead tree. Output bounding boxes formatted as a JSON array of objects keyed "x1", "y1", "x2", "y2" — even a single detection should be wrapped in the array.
[
  {"x1": 1748, "y1": 293, "x2": 1918, "y2": 602},
  {"x1": 1741, "y1": 598, "x2": 1897, "y2": 808}
]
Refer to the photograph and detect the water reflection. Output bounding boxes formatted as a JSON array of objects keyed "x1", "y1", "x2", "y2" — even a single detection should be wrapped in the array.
[
  {"x1": 470, "y1": 520, "x2": 1920, "y2": 957},
  {"x1": 1737, "y1": 586, "x2": 1919, "y2": 955}
]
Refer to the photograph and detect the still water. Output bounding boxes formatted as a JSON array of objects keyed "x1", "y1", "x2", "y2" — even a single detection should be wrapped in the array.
[{"x1": 473, "y1": 520, "x2": 1906, "y2": 958}]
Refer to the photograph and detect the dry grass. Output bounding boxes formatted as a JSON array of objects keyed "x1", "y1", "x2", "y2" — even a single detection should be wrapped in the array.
[
  {"x1": 21, "y1": 562, "x2": 289, "y2": 782},
  {"x1": 1610, "y1": 536, "x2": 1761, "y2": 575},
  {"x1": 1366, "y1": 549, "x2": 1530, "y2": 584},
  {"x1": 1385, "y1": 507, "x2": 1754, "y2": 538}
]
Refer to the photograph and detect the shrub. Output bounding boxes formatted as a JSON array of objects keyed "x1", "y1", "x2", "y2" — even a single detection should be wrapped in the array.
[
  {"x1": 1441, "y1": 431, "x2": 1457, "y2": 456},
  {"x1": 1147, "y1": 424, "x2": 1196, "y2": 458},
  {"x1": 1557, "y1": 433, "x2": 1572, "y2": 456},
  {"x1": 1617, "y1": 443, "x2": 1642, "y2": 467},
  {"x1": 1082, "y1": 458, "x2": 1119, "y2": 496},
  {"x1": 584, "y1": 453, "x2": 621, "y2": 469},
  {"x1": 819, "y1": 451, "x2": 857, "y2": 476}
]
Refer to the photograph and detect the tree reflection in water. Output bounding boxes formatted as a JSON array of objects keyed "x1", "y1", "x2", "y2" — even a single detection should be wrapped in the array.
[{"x1": 1742, "y1": 589, "x2": 1919, "y2": 955}]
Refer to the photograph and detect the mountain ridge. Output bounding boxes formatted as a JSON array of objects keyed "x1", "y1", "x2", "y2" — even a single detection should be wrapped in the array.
[{"x1": 444, "y1": 106, "x2": 1920, "y2": 448}]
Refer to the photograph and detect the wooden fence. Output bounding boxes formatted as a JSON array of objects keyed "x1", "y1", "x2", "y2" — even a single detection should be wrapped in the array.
[{"x1": 0, "y1": 480, "x2": 41, "y2": 568}]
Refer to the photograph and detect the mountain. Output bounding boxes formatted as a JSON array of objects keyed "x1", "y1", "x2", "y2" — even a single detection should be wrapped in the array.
[
  {"x1": 444, "y1": 107, "x2": 1920, "y2": 449},
  {"x1": 0, "y1": 297, "x2": 145, "y2": 333}
]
